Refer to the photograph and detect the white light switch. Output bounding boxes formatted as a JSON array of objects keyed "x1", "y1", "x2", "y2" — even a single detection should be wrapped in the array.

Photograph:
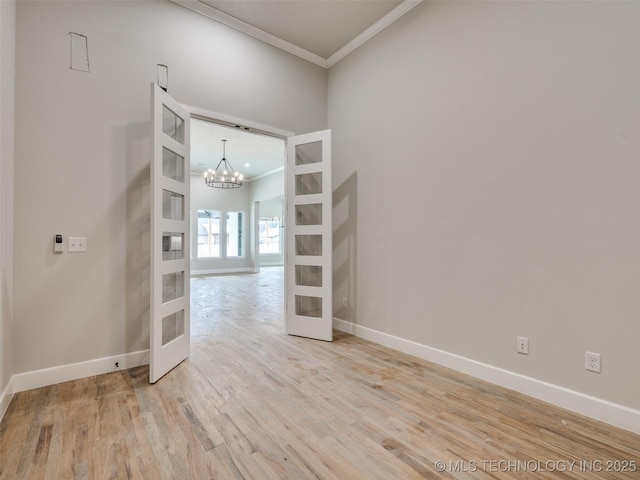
[{"x1": 68, "y1": 237, "x2": 87, "y2": 252}]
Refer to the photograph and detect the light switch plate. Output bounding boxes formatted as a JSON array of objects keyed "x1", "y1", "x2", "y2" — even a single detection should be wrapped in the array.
[{"x1": 68, "y1": 237, "x2": 87, "y2": 252}]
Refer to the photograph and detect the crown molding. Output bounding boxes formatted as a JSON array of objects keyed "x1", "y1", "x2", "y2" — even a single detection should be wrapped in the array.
[
  {"x1": 171, "y1": 0, "x2": 422, "y2": 69},
  {"x1": 251, "y1": 165, "x2": 284, "y2": 182},
  {"x1": 326, "y1": 0, "x2": 422, "y2": 67},
  {"x1": 171, "y1": 0, "x2": 328, "y2": 68}
]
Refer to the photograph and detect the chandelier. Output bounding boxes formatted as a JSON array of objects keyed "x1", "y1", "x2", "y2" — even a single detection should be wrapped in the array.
[{"x1": 204, "y1": 139, "x2": 243, "y2": 189}]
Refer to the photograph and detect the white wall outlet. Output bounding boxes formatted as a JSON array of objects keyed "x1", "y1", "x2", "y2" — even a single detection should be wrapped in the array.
[
  {"x1": 342, "y1": 297, "x2": 348, "y2": 308},
  {"x1": 516, "y1": 336, "x2": 529, "y2": 355},
  {"x1": 68, "y1": 236, "x2": 87, "y2": 252},
  {"x1": 585, "y1": 351, "x2": 601, "y2": 373}
]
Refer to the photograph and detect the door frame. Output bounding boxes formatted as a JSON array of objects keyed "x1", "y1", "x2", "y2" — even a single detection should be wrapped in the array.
[
  {"x1": 182, "y1": 103, "x2": 294, "y2": 295},
  {"x1": 184, "y1": 105, "x2": 294, "y2": 141}
]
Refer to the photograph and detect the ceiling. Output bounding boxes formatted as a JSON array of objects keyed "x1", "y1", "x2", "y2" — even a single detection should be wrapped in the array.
[
  {"x1": 191, "y1": 119, "x2": 285, "y2": 181},
  {"x1": 199, "y1": 0, "x2": 402, "y2": 59},
  {"x1": 172, "y1": 0, "x2": 421, "y2": 67},
  {"x1": 185, "y1": 0, "x2": 422, "y2": 177}
]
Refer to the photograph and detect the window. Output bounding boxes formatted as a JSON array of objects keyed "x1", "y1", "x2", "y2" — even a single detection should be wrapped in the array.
[
  {"x1": 259, "y1": 217, "x2": 281, "y2": 254},
  {"x1": 226, "y1": 211, "x2": 243, "y2": 257},
  {"x1": 196, "y1": 209, "x2": 244, "y2": 259},
  {"x1": 197, "y1": 210, "x2": 221, "y2": 258}
]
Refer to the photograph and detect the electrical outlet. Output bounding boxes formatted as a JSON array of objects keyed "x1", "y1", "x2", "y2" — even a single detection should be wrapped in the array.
[
  {"x1": 585, "y1": 351, "x2": 601, "y2": 373},
  {"x1": 342, "y1": 297, "x2": 348, "y2": 308},
  {"x1": 516, "y1": 336, "x2": 529, "y2": 355}
]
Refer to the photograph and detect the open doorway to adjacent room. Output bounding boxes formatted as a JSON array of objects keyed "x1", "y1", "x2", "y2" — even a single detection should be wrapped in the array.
[{"x1": 189, "y1": 117, "x2": 286, "y2": 329}]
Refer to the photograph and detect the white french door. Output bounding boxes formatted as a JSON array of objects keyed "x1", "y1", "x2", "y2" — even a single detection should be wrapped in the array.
[
  {"x1": 150, "y1": 83, "x2": 191, "y2": 383},
  {"x1": 285, "y1": 129, "x2": 332, "y2": 341}
]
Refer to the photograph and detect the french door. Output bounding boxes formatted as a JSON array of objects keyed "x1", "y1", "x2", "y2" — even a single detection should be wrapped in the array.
[
  {"x1": 285, "y1": 129, "x2": 332, "y2": 341},
  {"x1": 150, "y1": 83, "x2": 191, "y2": 383}
]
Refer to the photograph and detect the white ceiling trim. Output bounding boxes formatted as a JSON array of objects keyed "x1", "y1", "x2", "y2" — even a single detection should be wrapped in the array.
[
  {"x1": 171, "y1": 0, "x2": 422, "y2": 69},
  {"x1": 171, "y1": 0, "x2": 328, "y2": 67},
  {"x1": 326, "y1": 0, "x2": 422, "y2": 68},
  {"x1": 251, "y1": 165, "x2": 284, "y2": 182}
]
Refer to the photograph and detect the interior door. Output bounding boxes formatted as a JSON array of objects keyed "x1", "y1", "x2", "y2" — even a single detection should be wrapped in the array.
[
  {"x1": 285, "y1": 129, "x2": 332, "y2": 341},
  {"x1": 150, "y1": 83, "x2": 191, "y2": 383}
]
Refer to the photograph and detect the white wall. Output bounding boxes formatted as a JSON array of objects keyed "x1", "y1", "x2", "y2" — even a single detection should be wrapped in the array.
[
  {"x1": 259, "y1": 197, "x2": 283, "y2": 218},
  {"x1": 0, "y1": 0, "x2": 16, "y2": 414},
  {"x1": 13, "y1": 0, "x2": 326, "y2": 374},
  {"x1": 328, "y1": 1, "x2": 640, "y2": 411},
  {"x1": 249, "y1": 169, "x2": 284, "y2": 203}
]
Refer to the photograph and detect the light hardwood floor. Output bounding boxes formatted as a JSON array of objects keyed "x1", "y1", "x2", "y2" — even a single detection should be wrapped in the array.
[{"x1": 1, "y1": 267, "x2": 639, "y2": 479}]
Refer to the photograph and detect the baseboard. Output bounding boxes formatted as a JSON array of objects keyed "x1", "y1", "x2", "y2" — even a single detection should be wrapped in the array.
[
  {"x1": 12, "y1": 350, "x2": 150, "y2": 393},
  {"x1": 191, "y1": 267, "x2": 259, "y2": 276},
  {"x1": 0, "y1": 376, "x2": 14, "y2": 423},
  {"x1": 334, "y1": 318, "x2": 640, "y2": 435}
]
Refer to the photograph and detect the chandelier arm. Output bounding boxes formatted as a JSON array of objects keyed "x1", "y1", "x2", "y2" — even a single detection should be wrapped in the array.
[
  {"x1": 224, "y1": 160, "x2": 237, "y2": 176},
  {"x1": 214, "y1": 158, "x2": 225, "y2": 171}
]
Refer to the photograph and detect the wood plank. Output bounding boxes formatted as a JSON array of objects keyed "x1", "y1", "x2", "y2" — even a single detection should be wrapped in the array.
[{"x1": 1, "y1": 267, "x2": 639, "y2": 479}]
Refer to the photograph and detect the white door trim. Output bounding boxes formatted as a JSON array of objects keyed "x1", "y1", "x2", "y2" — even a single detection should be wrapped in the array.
[{"x1": 182, "y1": 104, "x2": 295, "y2": 139}]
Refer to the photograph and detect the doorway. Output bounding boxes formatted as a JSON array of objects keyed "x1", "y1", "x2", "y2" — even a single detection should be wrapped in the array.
[
  {"x1": 190, "y1": 117, "x2": 286, "y2": 275},
  {"x1": 188, "y1": 114, "x2": 287, "y2": 331},
  {"x1": 152, "y1": 97, "x2": 332, "y2": 382}
]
